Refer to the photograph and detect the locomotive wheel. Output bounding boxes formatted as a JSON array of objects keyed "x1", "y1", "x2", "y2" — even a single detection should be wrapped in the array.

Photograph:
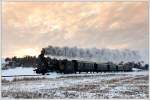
[
  {"x1": 42, "y1": 72, "x2": 45, "y2": 75},
  {"x1": 35, "y1": 68, "x2": 47, "y2": 75}
]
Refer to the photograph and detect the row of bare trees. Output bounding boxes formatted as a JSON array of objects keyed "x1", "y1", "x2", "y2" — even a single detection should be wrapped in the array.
[{"x1": 4, "y1": 56, "x2": 37, "y2": 68}]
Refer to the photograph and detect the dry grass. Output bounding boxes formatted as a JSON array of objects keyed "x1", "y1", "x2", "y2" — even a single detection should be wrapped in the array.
[
  {"x1": 12, "y1": 77, "x2": 46, "y2": 82},
  {"x1": 2, "y1": 79, "x2": 10, "y2": 83},
  {"x1": 2, "y1": 72, "x2": 149, "y2": 99},
  {"x1": 2, "y1": 77, "x2": 46, "y2": 83}
]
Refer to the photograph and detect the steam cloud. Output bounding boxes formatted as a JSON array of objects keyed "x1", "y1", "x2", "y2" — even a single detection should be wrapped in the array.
[{"x1": 44, "y1": 46, "x2": 142, "y2": 63}]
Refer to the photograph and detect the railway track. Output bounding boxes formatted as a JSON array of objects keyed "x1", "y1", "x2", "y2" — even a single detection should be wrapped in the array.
[{"x1": 1, "y1": 74, "x2": 48, "y2": 77}]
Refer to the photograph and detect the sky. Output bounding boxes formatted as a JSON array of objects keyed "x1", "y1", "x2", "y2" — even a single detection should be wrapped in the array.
[{"x1": 2, "y1": 1, "x2": 148, "y2": 58}]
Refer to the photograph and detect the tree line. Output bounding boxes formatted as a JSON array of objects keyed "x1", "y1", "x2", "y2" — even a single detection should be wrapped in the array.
[{"x1": 4, "y1": 56, "x2": 37, "y2": 69}]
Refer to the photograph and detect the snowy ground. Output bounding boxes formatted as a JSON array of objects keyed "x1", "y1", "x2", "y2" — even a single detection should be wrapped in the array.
[
  {"x1": 1, "y1": 68, "x2": 149, "y2": 99},
  {"x1": 2, "y1": 67, "x2": 63, "y2": 80}
]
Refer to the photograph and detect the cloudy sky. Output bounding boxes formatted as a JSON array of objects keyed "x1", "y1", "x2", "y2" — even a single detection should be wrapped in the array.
[{"x1": 2, "y1": 1, "x2": 148, "y2": 57}]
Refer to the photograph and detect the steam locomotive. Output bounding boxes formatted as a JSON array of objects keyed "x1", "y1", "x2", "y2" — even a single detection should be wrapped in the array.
[{"x1": 34, "y1": 58, "x2": 133, "y2": 75}]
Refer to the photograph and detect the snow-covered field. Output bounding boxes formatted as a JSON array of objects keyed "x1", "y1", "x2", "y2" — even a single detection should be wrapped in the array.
[
  {"x1": 2, "y1": 67, "x2": 63, "y2": 81},
  {"x1": 1, "y1": 67, "x2": 149, "y2": 99}
]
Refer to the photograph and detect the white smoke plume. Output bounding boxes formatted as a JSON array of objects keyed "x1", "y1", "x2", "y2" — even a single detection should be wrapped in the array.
[{"x1": 44, "y1": 45, "x2": 142, "y2": 63}]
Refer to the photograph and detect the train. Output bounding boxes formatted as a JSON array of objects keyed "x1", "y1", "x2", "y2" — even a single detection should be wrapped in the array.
[{"x1": 34, "y1": 58, "x2": 134, "y2": 75}]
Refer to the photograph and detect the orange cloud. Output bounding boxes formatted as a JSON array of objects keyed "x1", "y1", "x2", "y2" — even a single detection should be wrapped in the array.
[
  {"x1": 106, "y1": 44, "x2": 129, "y2": 49},
  {"x1": 2, "y1": 2, "x2": 148, "y2": 57}
]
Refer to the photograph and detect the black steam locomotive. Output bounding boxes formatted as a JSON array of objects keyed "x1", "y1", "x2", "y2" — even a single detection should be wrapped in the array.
[
  {"x1": 34, "y1": 58, "x2": 133, "y2": 75},
  {"x1": 34, "y1": 49, "x2": 148, "y2": 75}
]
